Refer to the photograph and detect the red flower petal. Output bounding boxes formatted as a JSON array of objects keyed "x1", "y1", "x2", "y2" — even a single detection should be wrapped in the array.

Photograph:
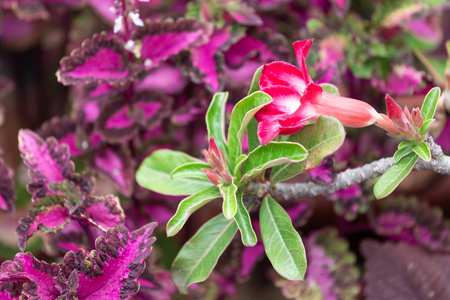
[
  {"x1": 257, "y1": 85, "x2": 302, "y2": 118},
  {"x1": 257, "y1": 121, "x2": 280, "y2": 145},
  {"x1": 292, "y1": 39, "x2": 313, "y2": 85},
  {"x1": 259, "y1": 61, "x2": 308, "y2": 92}
]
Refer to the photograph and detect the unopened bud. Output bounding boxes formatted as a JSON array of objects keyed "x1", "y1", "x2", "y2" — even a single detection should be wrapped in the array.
[
  {"x1": 411, "y1": 108, "x2": 423, "y2": 128},
  {"x1": 203, "y1": 169, "x2": 221, "y2": 185},
  {"x1": 221, "y1": 171, "x2": 233, "y2": 184}
]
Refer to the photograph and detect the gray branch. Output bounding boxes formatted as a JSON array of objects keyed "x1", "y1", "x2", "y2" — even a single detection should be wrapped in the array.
[{"x1": 247, "y1": 137, "x2": 450, "y2": 201}]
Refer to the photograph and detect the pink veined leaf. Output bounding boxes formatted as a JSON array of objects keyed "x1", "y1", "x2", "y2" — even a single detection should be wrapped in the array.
[
  {"x1": 90, "y1": 147, "x2": 134, "y2": 196},
  {"x1": 361, "y1": 240, "x2": 450, "y2": 300},
  {"x1": 76, "y1": 195, "x2": 125, "y2": 231},
  {"x1": 57, "y1": 32, "x2": 136, "y2": 86},
  {"x1": 188, "y1": 28, "x2": 238, "y2": 92},
  {"x1": 95, "y1": 92, "x2": 172, "y2": 142},
  {"x1": 84, "y1": 0, "x2": 115, "y2": 23},
  {"x1": 16, "y1": 195, "x2": 71, "y2": 251},
  {"x1": 133, "y1": 18, "x2": 209, "y2": 70},
  {"x1": 0, "y1": 158, "x2": 15, "y2": 214},
  {"x1": 60, "y1": 223, "x2": 157, "y2": 299},
  {"x1": 135, "y1": 64, "x2": 188, "y2": 95},
  {"x1": 240, "y1": 242, "x2": 265, "y2": 279},
  {"x1": 0, "y1": 252, "x2": 61, "y2": 299}
]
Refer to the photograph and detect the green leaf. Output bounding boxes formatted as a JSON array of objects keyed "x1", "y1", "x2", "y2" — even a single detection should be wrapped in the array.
[
  {"x1": 260, "y1": 195, "x2": 307, "y2": 280},
  {"x1": 412, "y1": 142, "x2": 431, "y2": 162},
  {"x1": 136, "y1": 150, "x2": 213, "y2": 196},
  {"x1": 398, "y1": 141, "x2": 412, "y2": 149},
  {"x1": 233, "y1": 154, "x2": 248, "y2": 178},
  {"x1": 206, "y1": 92, "x2": 229, "y2": 162},
  {"x1": 393, "y1": 145, "x2": 413, "y2": 164},
  {"x1": 171, "y1": 162, "x2": 211, "y2": 180},
  {"x1": 319, "y1": 83, "x2": 340, "y2": 96},
  {"x1": 219, "y1": 181, "x2": 238, "y2": 220},
  {"x1": 227, "y1": 91, "x2": 273, "y2": 166},
  {"x1": 248, "y1": 65, "x2": 263, "y2": 95},
  {"x1": 247, "y1": 118, "x2": 260, "y2": 153},
  {"x1": 166, "y1": 187, "x2": 221, "y2": 237},
  {"x1": 241, "y1": 142, "x2": 307, "y2": 183},
  {"x1": 234, "y1": 191, "x2": 257, "y2": 246},
  {"x1": 420, "y1": 87, "x2": 441, "y2": 122},
  {"x1": 419, "y1": 119, "x2": 434, "y2": 138},
  {"x1": 374, "y1": 153, "x2": 419, "y2": 199},
  {"x1": 172, "y1": 214, "x2": 238, "y2": 294},
  {"x1": 271, "y1": 116, "x2": 345, "y2": 184}
]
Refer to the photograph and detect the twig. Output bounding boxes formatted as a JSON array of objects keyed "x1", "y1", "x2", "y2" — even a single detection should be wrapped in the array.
[{"x1": 247, "y1": 137, "x2": 450, "y2": 201}]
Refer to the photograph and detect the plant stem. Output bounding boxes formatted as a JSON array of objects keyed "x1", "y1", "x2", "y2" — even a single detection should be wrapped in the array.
[{"x1": 247, "y1": 137, "x2": 450, "y2": 201}]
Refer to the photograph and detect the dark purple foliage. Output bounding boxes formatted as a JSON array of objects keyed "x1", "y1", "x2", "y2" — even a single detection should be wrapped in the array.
[
  {"x1": 361, "y1": 240, "x2": 450, "y2": 300},
  {"x1": 0, "y1": 158, "x2": 15, "y2": 214}
]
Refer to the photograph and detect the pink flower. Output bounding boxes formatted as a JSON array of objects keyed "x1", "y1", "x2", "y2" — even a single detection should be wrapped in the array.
[{"x1": 255, "y1": 39, "x2": 392, "y2": 145}]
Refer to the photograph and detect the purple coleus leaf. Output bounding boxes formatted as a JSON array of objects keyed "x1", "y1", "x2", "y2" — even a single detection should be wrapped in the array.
[
  {"x1": 133, "y1": 18, "x2": 209, "y2": 70},
  {"x1": 0, "y1": 252, "x2": 61, "y2": 299},
  {"x1": 16, "y1": 195, "x2": 71, "y2": 251},
  {"x1": 331, "y1": 183, "x2": 366, "y2": 221},
  {"x1": 0, "y1": 158, "x2": 15, "y2": 214},
  {"x1": 361, "y1": 240, "x2": 450, "y2": 300},
  {"x1": 76, "y1": 195, "x2": 125, "y2": 231},
  {"x1": 271, "y1": 228, "x2": 361, "y2": 299},
  {"x1": 223, "y1": 1, "x2": 262, "y2": 26},
  {"x1": 188, "y1": 28, "x2": 239, "y2": 92},
  {"x1": 89, "y1": 146, "x2": 134, "y2": 196},
  {"x1": 60, "y1": 223, "x2": 157, "y2": 299},
  {"x1": 135, "y1": 64, "x2": 188, "y2": 95},
  {"x1": 370, "y1": 197, "x2": 450, "y2": 252},
  {"x1": 57, "y1": 32, "x2": 136, "y2": 86},
  {"x1": 95, "y1": 92, "x2": 172, "y2": 142},
  {"x1": 308, "y1": 156, "x2": 336, "y2": 185}
]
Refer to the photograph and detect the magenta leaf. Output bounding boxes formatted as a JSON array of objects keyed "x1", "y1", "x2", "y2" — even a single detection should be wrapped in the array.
[
  {"x1": 90, "y1": 147, "x2": 134, "y2": 196},
  {"x1": 0, "y1": 158, "x2": 15, "y2": 214},
  {"x1": 76, "y1": 195, "x2": 125, "y2": 231},
  {"x1": 224, "y1": 1, "x2": 262, "y2": 26},
  {"x1": 134, "y1": 18, "x2": 208, "y2": 70},
  {"x1": 60, "y1": 223, "x2": 157, "y2": 299},
  {"x1": 16, "y1": 195, "x2": 71, "y2": 251},
  {"x1": 0, "y1": 252, "x2": 61, "y2": 299},
  {"x1": 95, "y1": 92, "x2": 172, "y2": 142},
  {"x1": 362, "y1": 240, "x2": 450, "y2": 300},
  {"x1": 57, "y1": 32, "x2": 136, "y2": 86},
  {"x1": 370, "y1": 197, "x2": 450, "y2": 252},
  {"x1": 188, "y1": 29, "x2": 238, "y2": 92}
]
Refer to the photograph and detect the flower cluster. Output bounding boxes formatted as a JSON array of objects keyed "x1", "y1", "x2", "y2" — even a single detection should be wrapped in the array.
[{"x1": 202, "y1": 137, "x2": 232, "y2": 185}]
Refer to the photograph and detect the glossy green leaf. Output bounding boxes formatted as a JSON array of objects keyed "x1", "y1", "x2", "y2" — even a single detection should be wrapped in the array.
[
  {"x1": 219, "y1": 181, "x2": 238, "y2": 220},
  {"x1": 171, "y1": 162, "x2": 211, "y2": 180},
  {"x1": 233, "y1": 154, "x2": 248, "y2": 178},
  {"x1": 260, "y1": 195, "x2": 307, "y2": 280},
  {"x1": 420, "y1": 87, "x2": 441, "y2": 122},
  {"x1": 374, "y1": 153, "x2": 419, "y2": 199},
  {"x1": 412, "y1": 142, "x2": 431, "y2": 162},
  {"x1": 234, "y1": 192, "x2": 257, "y2": 246},
  {"x1": 247, "y1": 118, "x2": 260, "y2": 153},
  {"x1": 166, "y1": 186, "x2": 221, "y2": 237},
  {"x1": 241, "y1": 142, "x2": 307, "y2": 183},
  {"x1": 393, "y1": 145, "x2": 413, "y2": 164},
  {"x1": 136, "y1": 149, "x2": 213, "y2": 196},
  {"x1": 248, "y1": 65, "x2": 263, "y2": 95},
  {"x1": 172, "y1": 214, "x2": 238, "y2": 294},
  {"x1": 398, "y1": 141, "x2": 412, "y2": 149},
  {"x1": 271, "y1": 116, "x2": 345, "y2": 184},
  {"x1": 319, "y1": 83, "x2": 339, "y2": 96},
  {"x1": 206, "y1": 92, "x2": 229, "y2": 162},
  {"x1": 419, "y1": 119, "x2": 434, "y2": 138},
  {"x1": 228, "y1": 91, "x2": 273, "y2": 166}
]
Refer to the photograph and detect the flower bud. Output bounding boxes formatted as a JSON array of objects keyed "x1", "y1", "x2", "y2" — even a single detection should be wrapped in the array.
[
  {"x1": 203, "y1": 169, "x2": 221, "y2": 185},
  {"x1": 411, "y1": 108, "x2": 423, "y2": 128}
]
